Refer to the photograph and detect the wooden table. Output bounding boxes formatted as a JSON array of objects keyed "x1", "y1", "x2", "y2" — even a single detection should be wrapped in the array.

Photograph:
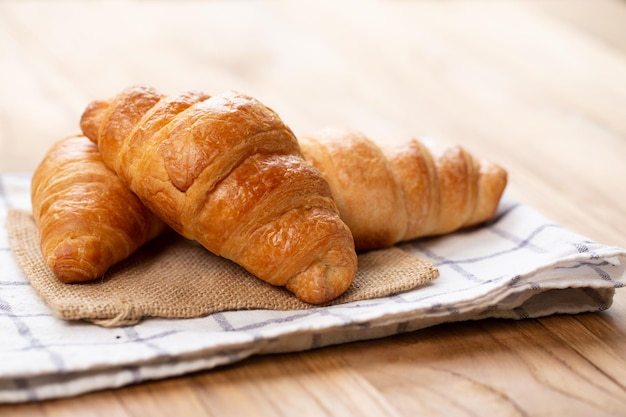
[{"x1": 2, "y1": 0, "x2": 625, "y2": 415}]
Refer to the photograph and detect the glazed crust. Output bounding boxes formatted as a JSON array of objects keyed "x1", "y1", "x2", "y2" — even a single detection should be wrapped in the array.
[
  {"x1": 80, "y1": 85, "x2": 357, "y2": 304},
  {"x1": 31, "y1": 134, "x2": 167, "y2": 283},
  {"x1": 299, "y1": 128, "x2": 508, "y2": 250}
]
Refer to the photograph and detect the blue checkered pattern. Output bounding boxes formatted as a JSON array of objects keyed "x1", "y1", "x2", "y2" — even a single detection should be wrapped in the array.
[{"x1": 1, "y1": 174, "x2": 624, "y2": 403}]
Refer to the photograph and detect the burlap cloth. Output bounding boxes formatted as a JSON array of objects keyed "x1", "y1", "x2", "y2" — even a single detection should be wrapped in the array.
[{"x1": 6, "y1": 209, "x2": 438, "y2": 327}]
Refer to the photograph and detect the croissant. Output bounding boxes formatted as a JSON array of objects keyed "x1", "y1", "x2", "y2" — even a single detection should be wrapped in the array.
[
  {"x1": 31, "y1": 134, "x2": 167, "y2": 283},
  {"x1": 299, "y1": 128, "x2": 508, "y2": 251},
  {"x1": 79, "y1": 85, "x2": 357, "y2": 304}
]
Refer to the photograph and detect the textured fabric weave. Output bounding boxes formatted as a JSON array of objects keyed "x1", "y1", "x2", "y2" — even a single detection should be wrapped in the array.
[
  {"x1": 6, "y1": 209, "x2": 438, "y2": 326},
  {"x1": 1, "y1": 174, "x2": 625, "y2": 403}
]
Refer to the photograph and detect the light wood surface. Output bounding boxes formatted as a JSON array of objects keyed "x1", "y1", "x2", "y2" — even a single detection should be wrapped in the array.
[{"x1": 1, "y1": 0, "x2": 625, "y2": 415}]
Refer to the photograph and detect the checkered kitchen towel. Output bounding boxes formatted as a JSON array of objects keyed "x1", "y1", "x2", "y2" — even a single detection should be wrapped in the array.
[{"x1": 1, "y1": 173, "x2": 625, "y2": 403}]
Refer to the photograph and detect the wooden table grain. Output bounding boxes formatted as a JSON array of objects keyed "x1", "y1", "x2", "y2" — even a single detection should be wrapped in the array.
[{"x1": 1, "y1": 0, "x2": 625, "y2": 415}]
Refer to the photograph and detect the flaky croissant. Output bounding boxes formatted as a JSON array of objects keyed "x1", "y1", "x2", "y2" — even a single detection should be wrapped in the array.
[
  {"x1": 79, "y1": 85, "x2": 357, "y2": 304},
  {"x1": 31, "y1": 134, "x2": 167, "y2": 283},
  {"x1": 299, "y1": 128, "x2": 508, "y2": 250}
]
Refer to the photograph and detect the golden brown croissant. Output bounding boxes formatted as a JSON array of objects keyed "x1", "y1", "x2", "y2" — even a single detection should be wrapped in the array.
[
  {"x1": 79, "y1": 85, "x2": 357, "y2": 304},
  {"x1": 31, "y1": 134, "x2": 167, "y2": 283},
  {"x1": 299, "y1": 128, "x2": 508, "y2": 250}
]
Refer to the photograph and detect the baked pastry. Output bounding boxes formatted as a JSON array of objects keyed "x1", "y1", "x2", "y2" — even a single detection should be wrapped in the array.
[
  {"x1": 31, "y1": 134, "x2": 167, "y2": 283},
  {"x1": 80, "y1": 85, "x2": 357, "y2": 304},
  {"x1": 299, "y1": 128, "x2": 508, "y2": 250}
]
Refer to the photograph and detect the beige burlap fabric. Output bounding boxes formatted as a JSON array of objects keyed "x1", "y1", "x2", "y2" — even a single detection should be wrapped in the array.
[{"x1": 6, "y1": 209, "x2": 438, "y2": 327}]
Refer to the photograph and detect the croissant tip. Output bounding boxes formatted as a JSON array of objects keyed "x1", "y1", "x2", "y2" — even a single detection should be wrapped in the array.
[
  {"x1": 48, "y1": 261, "x2": 100, "y2": 284},
  {"x1": 46, "y1": 240, "x2": 102, "y2": 283},
  {"x1": 80, "y1": 99, "x2": 110, "y2": 142},
  {"x1": 287, "y1": 248, "x2": 357, "y2": 304}
]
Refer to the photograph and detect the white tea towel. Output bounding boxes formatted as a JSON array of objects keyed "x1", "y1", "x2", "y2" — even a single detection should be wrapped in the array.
[{"x1": 1, "y1": 174, "x2": 624, "y2": 403}]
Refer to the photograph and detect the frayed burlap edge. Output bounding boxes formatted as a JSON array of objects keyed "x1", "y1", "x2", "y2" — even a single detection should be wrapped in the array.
[{"x1": 6, "y1": 209, "x2": 439, "y2": 327}]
